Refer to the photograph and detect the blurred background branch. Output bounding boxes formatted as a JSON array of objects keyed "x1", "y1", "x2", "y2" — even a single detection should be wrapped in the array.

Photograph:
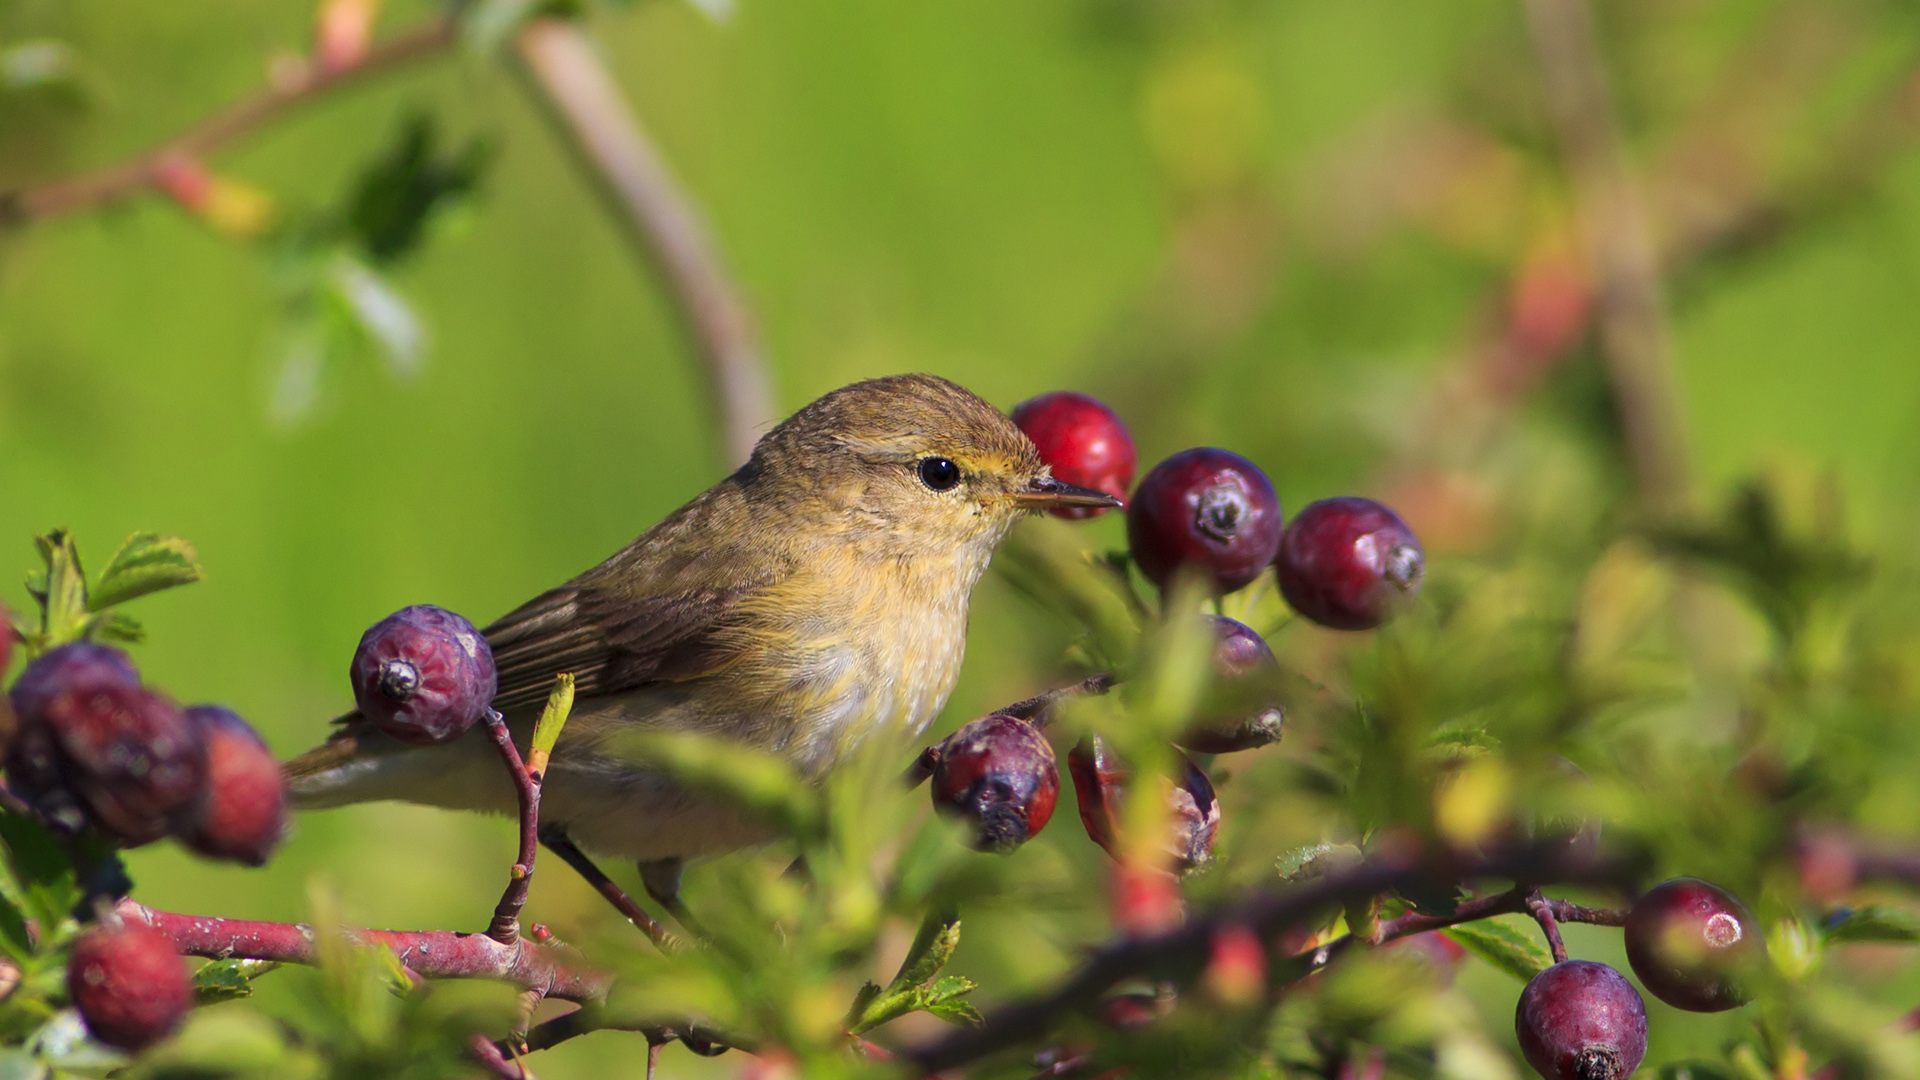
[{"x1": 513, "y1": 16, "x2": 774, "y2": 468}]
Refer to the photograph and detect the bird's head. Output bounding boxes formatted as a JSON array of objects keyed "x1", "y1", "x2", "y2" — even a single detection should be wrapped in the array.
[{"x1": 742, "y1": 374, "x2": 1118, "y2": 554}]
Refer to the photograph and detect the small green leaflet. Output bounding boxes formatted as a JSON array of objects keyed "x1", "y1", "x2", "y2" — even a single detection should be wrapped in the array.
[
  {"x1": 193, "y1": 959, "x2": 282, "y2": 1004},
  {"x1": 87, "y1": 533, "x2": 203, "y2": 612},
  {"x1": 1444, "y1": 920, "x2": 1553, "y2": 982}
]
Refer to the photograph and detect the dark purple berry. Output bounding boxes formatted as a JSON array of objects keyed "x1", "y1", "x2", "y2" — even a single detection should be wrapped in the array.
[
  {"x1": 1275, "y1": 497, "x2": 1424, "y2": 630},
  {"x1": 68, "y1": 922, "x2": 192, "y2": 1051},
  {"x1": 1515, "y1": 961, "x2": 1648, "y2": 1080},
  {"x1": 8, "y1": 643, "x2": 141, "y2": 727},
  {"x1": 1068, "y1": 736, "x2": 1220, "y2": 872},
  {"x1": 1011, "y1": 392, "x2": 1137, "y2": 521},
  {"x1": 1624, "y1": 878, "x2": 1764, "y2": 1012},
  {"x1": 350, "y1": 605, "x2": 497, "y2": 746},
  {"x1": 9, "y1": 683, "x2": 205, "y2": 845},
  {"x1": 179, "y1": 706, "x2": 287, "y2": 867},
  {"x1": 929, "y1": 714, "x2": 1059, "y2": 852},
  {"x1": 1176, "y1": 615, "x2": 1284, "y2": 754},
  {"x1": 1126, "y1": 448, "x2": 1282, "y2": 596}
]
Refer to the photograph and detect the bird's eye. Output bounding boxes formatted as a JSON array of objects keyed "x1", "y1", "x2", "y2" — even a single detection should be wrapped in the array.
[{"x1": 918, "y1": 457, "x2": 962, "y2": 492}]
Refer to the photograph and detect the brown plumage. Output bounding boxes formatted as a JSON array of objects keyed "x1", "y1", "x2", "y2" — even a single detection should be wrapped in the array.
[{"x1": 283, "y1": 374, "x2": 1116, "y2": 864}]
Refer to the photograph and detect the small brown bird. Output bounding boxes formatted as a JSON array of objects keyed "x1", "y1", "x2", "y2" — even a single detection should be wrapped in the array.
[{"x1": 285, "y1": 375, "x2": 1115, "y2": 889}]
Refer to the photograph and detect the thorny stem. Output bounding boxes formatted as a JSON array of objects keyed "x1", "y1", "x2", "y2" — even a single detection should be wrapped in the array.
[
  {"x1": 485, "y1": 711, "x2": 541, "y2": 946},
  {"x1": 117, "y1": 900, "x2": 610, "y2": 1002},
  {"x1": 0, "y1": 20, "x2": 457, "y2": 224},
  {"x1": 1525, "y1": 889, "x2": 1570, "y2": 964}
]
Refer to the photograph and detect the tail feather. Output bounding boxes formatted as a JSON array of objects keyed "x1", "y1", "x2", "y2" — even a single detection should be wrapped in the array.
[{"x1": 282, "y1": 722, "x2": 512, "y2": 814}]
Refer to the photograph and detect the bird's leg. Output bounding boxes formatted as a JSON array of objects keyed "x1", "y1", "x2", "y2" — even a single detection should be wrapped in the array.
[
  {"x1": 638, "y1": 857, "x2": 706, "y2": 937},
  {"x1": 537, "y1": 826, "x2": 676, "y2": 950}
]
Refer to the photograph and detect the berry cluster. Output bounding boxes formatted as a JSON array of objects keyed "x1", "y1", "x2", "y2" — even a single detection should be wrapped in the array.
[
  {"x1": 923, "y1": 393, "x2": 1427, "y2": 872},
  {"x1": 0, "y1": 599, "x2": 498, "y2": 1056},
  {"x1": 1514, "y1": 879, "x2": 1765, "y2": 1080},
  {"x1": 2, "y1": 639, "x2": 287, "y2": 1050}
]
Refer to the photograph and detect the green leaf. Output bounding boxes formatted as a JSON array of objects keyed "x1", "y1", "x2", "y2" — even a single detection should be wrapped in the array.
[
  {"x1": 889, "y1": 909, "x2": 961, "y2": 992},
  {"x1": 528, "y1": 673, "x2": 575, "y2": 775},
  {"x1": 924, "y1": 999, "x2": 985, "y2": 1028},
  {"x1": 30, "y1": 531, "x2": 90, "y2": 650},
  {"x1": 87, "y1": 533, "x2": 202, "y2": 612},
  {"x1": 343, "y1": 114, "x2": 491, "y2": 266},
  {"x1": 1823, "y1": 905, "x2": 1920, "y2": 944},
  {"x1": 85, "y1": 611, "x2": 144, "y2": 646},
  {"x1": 191, "y1": 959, "x2": 281, "y2": 1004},
  {"x1": 0, "y1": 814, "x2": 78, "y2": 942},
  {"x1": 1277, "y1": 843, "x2": 1361, "y2": 882},
  {"x1": 922, "y1": 975, "x2": 975, "y2": 1005},
  {"x1": 848, "y1": 990, "x2": 919, "y2": 1035},
  {"x1": 1444, "y1": 920, "x2": 1553, "y2": 982}
]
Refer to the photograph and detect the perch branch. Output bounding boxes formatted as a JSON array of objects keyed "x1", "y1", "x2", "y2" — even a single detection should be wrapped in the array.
[
  {"x1": 117, "y1": 899, "x2": 610, "y2": 1003},
  {"x1": 0, "y1": 19, "x2": 457, "y2": 225},
  {"x1": 512, "y1": 17, "x2": 775, "y2": 468}
]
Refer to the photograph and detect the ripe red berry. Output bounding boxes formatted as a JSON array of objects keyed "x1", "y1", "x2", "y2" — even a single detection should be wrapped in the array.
[
  {"x1": 179, "y1": 706, "x2": 288, "y2": 867},
  {"x1": 9, "y1": 682, "x2": 205, "y2": 845},
  {"x1": 68, "y1": 922, "x2": 193, "y2": 1051},
  {"x1": 1515, "y1": 961, "x2": 1648, "y2": 1080},
  {"x1": 8, "y1": 643, "x2": 141, "y2": 727},
  {"x1": 1068, "y1": 737, "x2": 1220, "y2": 872},
  {"x1": 350, "y1": 605, "x2": 497, "y2": 746},
  {"x1": 928, "y1": 714, "x2": 1059, "y2": 852},
  {"x1": 1275, "y1": 497, "x2": 1424, "y2": 631},
  {"x1": 1623, "y1": 878, "x2": 1764, "y2": 1012},
  {"x1": 1176, "y1": 615, "x2": 1284, "y2": 754},
  {"x1": 1011, "y1": 391, "x2": 1137, "y2": 520},
  {"x1": 1126, "y1": 449, "x2": 1282, "y2": 596}
]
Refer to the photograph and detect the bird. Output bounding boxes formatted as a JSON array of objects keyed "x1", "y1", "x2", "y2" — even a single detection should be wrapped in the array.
[{"x1": 283, "y1": 374, "x2": 1117, "y2": 900}]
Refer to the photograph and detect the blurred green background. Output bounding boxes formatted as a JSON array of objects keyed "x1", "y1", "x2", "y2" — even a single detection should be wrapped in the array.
[{"x1": 5, "y1": 0, "x2": 1920, "y2": 1075}]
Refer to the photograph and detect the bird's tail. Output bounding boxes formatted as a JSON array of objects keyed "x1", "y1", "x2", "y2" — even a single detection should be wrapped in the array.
[{"x1": 283, "y1": 720, "x2": 511, "y2": 814}]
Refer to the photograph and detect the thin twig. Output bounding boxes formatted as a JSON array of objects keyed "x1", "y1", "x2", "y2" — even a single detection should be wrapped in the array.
[
  {"x1": 117, "y1": 899, "x2": 609, "y2": 1002},
  {"x1": 1522, "y1": 0, "x2": 1692, "y2": 514},
  {"x1": 0, "y1": 19, "x2": 457, "y2": 225},
  {"x1": 1524, "y1": 890, "x2": 1569, "y2": 964},
  {"x1": 485, "y1": 711, "x2": 541, "y2": 946},
  {"x1": 539, "y1": 829, "x2": 677, "y2": 950},
  {"x1": 512, "y1": 17, "x2": 774, "y2": 468}
]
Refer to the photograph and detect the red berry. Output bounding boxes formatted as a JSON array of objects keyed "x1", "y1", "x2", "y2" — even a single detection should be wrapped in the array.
[
  {"x1": 9, "y1": 683, "x2": 205, "y2": 845},
  {"x1": 1068, "y1": 737, "x2": 1220, "y2": 872},
  {"x1": 1623, "y1": 878, "x2": 1763, "y2": 1012},
  {"x1": 1176, "y1": 615, "x2": 1284, "y2": 754},
  {"x1": 179, "y1": 706, "x2": 288, "y2": 867},
  {"x1": 1127, "y1": 449, "x2": 1282, "y2": 595},
  {"x1": 1011, "y1": 392, "x2": 1137, "y2": 520},
  {"x1": 1515, "y1": 961, "x2": 1647, "y2": 1080},
  {"x1": 8, "y1": 643, "x2": 141, "y2": 726},
  {"x1": 350, "y1": 605, "x2": 497, "y2": 746},
  {"x1": 928, "y1": 714, "x2": 1059, "y2": 852},
  {"x1": 1275, "y1": 497, "x2": 1424, "y2": 630},
  {"x1": 68, "y1": 922, "x2": 192, "y2": 1051}
]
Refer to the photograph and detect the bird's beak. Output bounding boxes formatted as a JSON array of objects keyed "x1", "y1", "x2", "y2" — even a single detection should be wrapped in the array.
[{"x1": 1012, "y1": 475, "x2": 1123, "y2": 510}]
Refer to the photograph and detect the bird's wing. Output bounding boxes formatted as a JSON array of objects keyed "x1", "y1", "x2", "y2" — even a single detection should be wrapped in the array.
[{"x1": 481, "y1": 575, "x2": 776, "y2": 713}]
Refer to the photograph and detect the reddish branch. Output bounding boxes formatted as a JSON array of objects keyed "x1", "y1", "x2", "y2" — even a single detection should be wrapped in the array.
[
  {"x1": 1524, "y1": 889, "x2": 1570, "y2": 964},
  {"x1": 118, "y1": 900, "x2": 610, "y2": 1002},
  {"x1": 0, "y1": 19, "x2": 457, "y2": 225},
  {"x1": 484, "y1": 711, "x2": 541, "y2": 946},
  {"x1": 512, "y1": 17, "x2": 775, "y2": 469}
]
